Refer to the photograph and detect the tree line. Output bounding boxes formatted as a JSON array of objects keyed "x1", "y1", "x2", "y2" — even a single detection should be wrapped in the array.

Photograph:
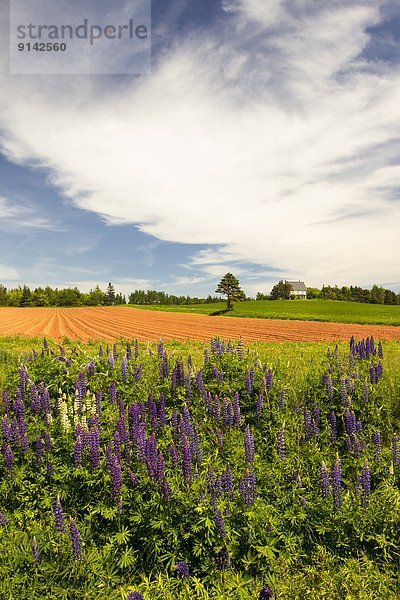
[
  {"x1": 0, "y1": 283, "x2": 221, "y2": 307},
  {"x1": 256, "y1": 282, "x2": 400, "y2": 305}
]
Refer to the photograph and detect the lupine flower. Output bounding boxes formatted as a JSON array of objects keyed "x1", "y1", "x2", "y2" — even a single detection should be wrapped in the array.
[
  {"x1": 213, "y1": 506, "x2": 227, "y2": 538},
  {"x1": 73, "y1": 436, "x2": 83, "y2": 467},
  {"x1": 34, "y1": 437, "x2": 44, "y2": 464},
  {"x1": 345, "y1": 410, "x2": 356, "y2": 436},
  {"x1": 215, "y1": 427, "x2": 223, "y2": 448},
  {"x1": 223, "y1": 398, "x2": 234, "y2": 426},
  {"x1": 217, "y1": 547, "x2": 229, "y2": 571},
  {"x1": 258, "y1": 584, "x2": 275, "y2": 599},
  {"x1": 0, "y1": 512, "x2": 9, "y2": 526},
  {"x1": 54, "y1": 496, "x2": 66, "y2": 533},
  {"x1": 332, "y1": 457, "x2": 342, "y2": 510},
  {"x1": 325, "y1": 375, "x2": 333, "y2": 400},
  {"x1": 127, "y1": 593, "x2": 143, "y2": 600},
  {"x1": 303, "y1": 408, "x2": 312, "y2": 440},
  {"x1": 392, "y1": 434, "x2": 400, "y2": 466},
  {"x1": 265, "y1": 369, "x2": 273, "y2": 389},
  {"x1": 378, "y1": 341, "x2": 383, "y2": 358},
  {"x1": 360, "y1": 458, "x2": 371, "y2": 507},
  {"x1": 321, "y1": 461, "x2": 330, "y2": 497},
  {"x1": 175, "y1": 561, "x2": 190, "y2": 579},
  {"x1": 279, "y1": 390, "x2": 286, "y2": 409},
  {"x1": 256, "y1": 393, "x2": 263, "y2": 418},
  {"x1": 128, "y1": 470, "x2": 139, "y2": 488},
  {"x1": 233, "y1": 392, "x2": 241, "y2": 426},
  {"x1": 239, "y1": 470, "x2": 257, "y2": 505},
  {"x1": 221, "y1": 467, "x2": 234, "y2": 494},
  {"x1": 69, "y1": 519, "x2": 83, "y2": 561},
  {"x1": 244, "y1": 425, "x2": 255, "y2": 463},
  {"x1": 4, "y1": 444, "x2": 13, "y2": 471},
  {"x1": 277, "y1": 428, "x2": 286, "y2": 460},
  {"x1": 373, "y1": 431, "x2": 382, "y2": 459},
  {"x1": 32, "y1": 537, "x2": 39, "y2": 565},
  {"x1": 329, "y1": 411, "x2": 337, "y2": 442}
]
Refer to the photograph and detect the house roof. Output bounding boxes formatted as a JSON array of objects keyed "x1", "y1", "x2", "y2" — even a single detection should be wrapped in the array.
[{"x1": 287, "y1": 280, "x2": 307, "y2": 292}]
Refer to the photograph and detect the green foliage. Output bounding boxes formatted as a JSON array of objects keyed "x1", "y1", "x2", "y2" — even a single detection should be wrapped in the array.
[
  {"x1": 215, "y1": 273, "x2": 246, "y2": 310},
  {"x1": 270, "y1": 280, "x2": 293, "y2": 300},
  {"x1": 1, "y1": 336, "x2": 400, "y2": 597}
]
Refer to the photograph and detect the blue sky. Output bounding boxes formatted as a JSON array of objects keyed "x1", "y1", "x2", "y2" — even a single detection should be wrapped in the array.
[{"x1": 1, "y1": 0, "x2": 400, "y2": 298}]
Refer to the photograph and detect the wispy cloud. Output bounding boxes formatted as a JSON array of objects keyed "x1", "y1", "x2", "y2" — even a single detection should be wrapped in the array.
[{"x1": 0, "y1": 0, "x2": 400, "y2": 290}]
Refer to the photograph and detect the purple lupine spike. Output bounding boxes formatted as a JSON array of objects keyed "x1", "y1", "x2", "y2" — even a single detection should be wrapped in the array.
[
  {"x1": 171, "y1": 410, "x2": 179, "y2": 442},
  {"x1": 324, "y1": 374, "x2": 333, "y2": 400},
  {"x1": 112, "y1": 343, "x2": 118, "y2": 360},
  {"x1": 279, "y1": 390, "x2": 286, "y2": 410},
  {"x1": 32, "y1": 537, "x2": 39, "y2": 565},
  {"x1": 217, "y1": 547, "x2": 229, "y2": 571},
  {"x1": 363, "y1": 380, "x2": 369, "y2": 403},
  {"x1": 203, "y1": 348, "x2": 210, "y2": 363},
  {"x1": 239, "y1": 470, "x2": 257, "y2": 505},
  {"x1": 191, "y1": 431, "x2": 202, "y2": 466},
  {"x1": 356, "y1": 420, "x2": 363, "y2": 435},
  {"x1": 321, "y1": 461, "x2": 331, "y2": 497},
  {"x1": 392, "y1": 434, "x2": 400, "y2": 466},
  {"x1": 352, "y1": 433, "x2": 362, "y2": 458},
  {"x1": 340, "y1": 377, "x2": 348, "y2": 405},
  {"x1": 181, "y1": 432, "x2": 192, "y2": 485},
  {"x1": 160, "y1": 355, "x2": 169, "y2": 380},
  {"x1": 376, "y1": 362, "x2": 383, "y2": 380},
  {"x1": 208, "y1": 469, "x2": 222, "y2": 500},
  {"x1": 128, "y1": 470, "x2": 139, "y2": 488},
  {"x1": 44, "y1": 432, "x2": 51, "y2": 454},
  {"x1": 277, "y1": 428, "x2": 286, "y2": 460},
  {"x1": 215, "y1": 427, "x2": 223, "y2": 448},
  {"x1": 244, "y1": 425, "x2": 255, "y2": 464},
  {"x1": 258, "y1": 585, "x2": 275, "y2": 600},
  {"x1": 108, "y1": 353, "x2": 115, "y2": 369},
  {"x1": 69, "y1": 519, "x2": 83, "y2": 561},
  {"x1": 121, "y1": 356, "x2": 128, "y2": 382},
  {"x1": 169, "y1": 443, "x2": 179, "y2": 468},
  {"x1": 126, "y1": 343, "x2": 132, "y2": 360},
  {"x1": 184, "y1": 374, "x2": 192, "y2": 399},
  {"x1": 145, "y1": 432, "x2": 158, "y2": 479},
  {"x1": 360, "y1": 458, "x2": 371, "y2": 507},
  {"x1": 73, "y1": 436, "x2": 83, "y2": 467},
  {"x1": 345, "y1": 409, "x2": 356, "y2": 436},
  {"x1": 329, "y1": 412, "x2": 337, "y2": 442},
  {"x1": 223, "y1": 398, "x2": 234, "y2": 426},
  {"x1": 4, "y1": 444, "x2": 13, "y2": 471},
  {"x1": 109, "y1": 382, "x2": 117, "y2": 404},
  {"x1": 369, "y1": 364, "x2": 377, "y2": 384},
  {"x1": 54, "y1": 496, "x2": 66, "y2": 533},
  {"x1": 127, "y1": 593, "x2": 143, "y2": 600},
  {"x1": 87, "y1": 359, "x2": 95, "y2": 377},
  {"x1": 158, "y1": 394, "x2": 166, "y2": 428},
  {"x1": 378, "y1": 341, "x2": 383, "y2": 358},
  {"x1": 133, "y1": 365, "x2": 143, "y2": 381},
  {"x1": 134, "y1": 339, "x2": 139, "y2": 358},
  {"x1": 215, "y1": 395, "x2": 221, "y2": 422},
  {"x1": 233, "y1": 392, "x2": 241, "y2": 426},
  {"x1": 265, "y1": 369, "x2": 273, "y2": 389},
  {"x1": 0, "y1": 512, "x2": 9, "y2": 527},
  {"x1": 373, "y1": 431, "x2": 382, "y2": 459},
  {"x1": 221, "y1": 467, "x2": 234, "y2": 494},
  {"x1": 2, "y1": 415, "x2": 11, "y2": 444},
  {"x1": 246, "y1": 373, "x2": 253, "y2": 394},
  {"x1": 213, "y1": 506, "x2": 227, "y2": 538},
  {"x1": 332, "y1": 457, "x2": 342, "y2": 510},
  {"x1": 175, "y1": 561, "x2": 190, "y2": 579},
  {"x1": 256, "y1": 393, "x2": 263, "y2": 418},
  {"x1": 11, "y1": 417, "x2": 21, "y2": 448},
  {"x1": 47, "y1": 462, "x2": 54, "y2": 476},
  {"x1": 89, "y1": 427, "x2": 101, "y2": 468},
  {"x1": 303, "y1": 408, "x2": 312, "y2": 440},
  {"x1": 196, "y1": 369, "x2": 204, "y2": 393}
]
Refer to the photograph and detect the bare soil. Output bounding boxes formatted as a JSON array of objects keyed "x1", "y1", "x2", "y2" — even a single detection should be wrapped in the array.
[{"x1": 1, "y1": 307, "x2": 400, "y2": 343}]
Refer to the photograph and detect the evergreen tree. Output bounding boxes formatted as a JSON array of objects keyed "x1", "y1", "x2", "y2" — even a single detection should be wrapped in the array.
[
  {"x1": 215, "y1": 273, "x2": 246, "y2": 311},
  {"x1": 106, "y1": 283, "x2": 116, "y2": 306},
  {"x1": 19, "y1": 285, "x2": 32, "y2": 307}
]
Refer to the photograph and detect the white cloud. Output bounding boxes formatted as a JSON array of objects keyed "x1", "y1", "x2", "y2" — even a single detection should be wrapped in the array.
[
  {"x1": 0, "y1": 265, "x2": 20, "y2": 280},
  {"x1": 0, "y1": 0, "x2": 400, "y2": 289}
]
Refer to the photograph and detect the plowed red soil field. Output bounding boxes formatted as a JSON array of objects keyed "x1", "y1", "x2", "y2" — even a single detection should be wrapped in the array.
[{"x1": 1, "y1": 307, "x2": 400, "y2": 343}]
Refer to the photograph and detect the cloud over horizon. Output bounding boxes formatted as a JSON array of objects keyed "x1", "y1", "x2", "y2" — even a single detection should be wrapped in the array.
[{"x1": 1, "y1": 0, "x2": 400, "y2": 293}]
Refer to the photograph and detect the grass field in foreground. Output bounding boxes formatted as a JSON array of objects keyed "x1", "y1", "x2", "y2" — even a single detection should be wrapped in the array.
[{"x1": 128, "y1": 299, "x2": 400, "y2": 326}]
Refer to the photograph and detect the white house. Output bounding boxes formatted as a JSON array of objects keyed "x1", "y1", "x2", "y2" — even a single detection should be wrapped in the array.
[{"x1": 287, "y1": 280, "x2": 307, "y2": 299}]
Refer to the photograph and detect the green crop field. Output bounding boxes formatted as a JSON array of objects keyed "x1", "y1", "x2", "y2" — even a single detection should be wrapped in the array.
[
  {"x1": 128, "y1": 299, "x2": 400, "y2": 326},
  {"x1": 1, "y1": 333, "x2": 400, "y2": 599}
]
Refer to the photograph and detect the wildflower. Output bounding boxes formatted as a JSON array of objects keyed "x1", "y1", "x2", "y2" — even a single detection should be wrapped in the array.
[
  {"x1": 175, "y1": 561, "x2": 190, "y2": 579},
  {"x1": 239, "y1": 470, "x2": 257, "y2": 505},
  {"x1": 259, "y1": 584, "x2": 275, "y2": 599},
  {"x1": 54, "y1": 496, "x2": 66, "y2": 533},
  {"x1": 244, "y1": 425, "x2": 255, "y2": 464},
  {"x1": 392, "y1": 434, "x2": 400, "y2": 466},
  {"x1": 332, "y1": 456, "x2": 342, "y2": 510},
  {"x1": 217, "y1": 547, "x2": 229, "y2": 571},
  {"x1": 127, "y1": 593, "x2": 143, "y2": 600},
  {"x1": 32, "y1": 537, "x2": 39, "y2": 565},
  {"x1": 329, "y1": 411, "x2": 337, "y2": 442},
  {"x1": 360, "y1": 459, "x2": 371, "y2": 507},
  {"x1": 321, "y1": 461, "x2": 330, "y2": 497},
  {"x1": 373, "y1": 431, "x2": 382, "y2": 459},
  {"x1": 0, "y1": 512, "x2": 9, "y2": 526},
  {"x1": 69, "y1": 518, "x2": 83, "y2": 561}
]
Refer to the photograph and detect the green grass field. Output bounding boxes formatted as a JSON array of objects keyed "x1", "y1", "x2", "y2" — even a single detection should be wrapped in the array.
[{"x1": 127, "y1": 299, "x2": 400, "y2": 326}]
